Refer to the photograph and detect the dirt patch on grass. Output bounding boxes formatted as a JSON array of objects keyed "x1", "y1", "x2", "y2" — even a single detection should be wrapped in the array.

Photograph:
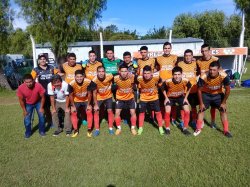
[{"x1": 0, "y1": 97, "x2": 18, "y2": 106}]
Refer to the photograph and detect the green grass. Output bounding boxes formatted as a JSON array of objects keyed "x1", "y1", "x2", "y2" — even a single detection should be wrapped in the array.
[{"x1": 0, "y1": 88, "x2": 250, "y2": 187}]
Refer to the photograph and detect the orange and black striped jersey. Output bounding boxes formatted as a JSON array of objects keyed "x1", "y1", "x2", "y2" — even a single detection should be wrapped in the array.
[
  {"x1": 60, "y1": 62, "x2": 83, "y2": 84},
  {"x1": 198, "y1": 71, "x2": 230, "y2": 94},
  {"x1": 84, "y1": 61, "x2": 102, "y2": 80},
  {"x1": 92, "y1": 74, "x2": 113, "y2": 101},
  {"x1": 162, "y1": 78, "x2": 191, "y2": 98},
  {"x1": 68, "y1": 79, "x2": 96, "y2": 102},
  {"x1": 114, "y1": 74, "x2": 135, "y2": 100},
  {"x1": 197, "y1": 56, "x2": 219, "y2": 75},
  {"x1": 137, "y1": 75, "x2": 160, "y2": 102},
  {"x1": 137, "y1": 58, "x2": 156, "y2": 75},
  {"x1": 156, "y1": 54, "x2": 177, "y2": 80},
  {"x1": 178, "y1": 61, "x2": 198, "y2": 93}
]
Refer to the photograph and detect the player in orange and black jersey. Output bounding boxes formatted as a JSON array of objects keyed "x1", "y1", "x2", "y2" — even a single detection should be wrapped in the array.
[
  {"x1": 113, "y1": 64, "x2": 137, "y2": 136},
  {"x1": 136, "y1": 65, "x2": 164, "y2": 135},
  {"x1": 178, "y1": 49, "x2": 200, "y2": 128},
  {"x1": 137, "y1": 46, "x2": 156, "y2": 76},
  {"x1": 68, "y1": 70, "x2": 98, "y2": 138},
  {"x1": 58, "y1": 53, "x2": 83, "y2": 84},
  {"x1": 92, "y1": 66, "x2": 115, "y2": 135},
  {"x1": 194, "y1": 61, "x2": 232, "y2": 138},
  {"x1": 161, "y1": 66, "x2": 192, "y2": 136},
  {"x1": 82, "y1": 50, "x2": 102, "y2": 80},
  {"x1": 197, "y1": 44, "x2": 219, "y2": 128}
]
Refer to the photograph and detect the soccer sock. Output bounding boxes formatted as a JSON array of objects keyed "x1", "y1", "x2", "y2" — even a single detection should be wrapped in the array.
[
  {"x1": 184, "y1": 111, "x2": 190, "y2": 128},
  {"x1": 130, "y1": 116, "x2": 137, "y2": 127},
  {"x1": 165, "y1": 112, "x2": 171, "y2": 128},
  {"x1": 191, "y1": 108, "x2": 197, "y2": 122},
  {"x1": 196, "y1": 119, "x2": 203, "y2": 130},
  {"x1": 222, "y1": 120, "x2": 229, "y2": 133},
  {"x1": 151, "y1": 111, "x2": 155, "y2": 120},
  {"x1": 115, "y1": 116, "x2": 121, "y2": 129},
  {"x1": 139, "y1": 112, "x2": 145, "y2": 128},
  {"x1": 86, "y1": 110, "x2": 93, "y2": 130},
  {"x1": 181, "y1": 110, "x2": 184, "y2": 122},
  {"x1": 155, "y1": 111, "x2": 163, "y2": 127},
  {"x1": 108, "y1": 110, "x2": 114, "y2": 129},
  {"x1": 94, "y1": 112, "x2": 99, "y2": 130},
  {"x1": 171, "y1": 106, "x2": 177, "y2": 121},
  {"x1": 71, "y1": 111, "x2": 78, "y2": 130},
  {"x1": 210, "y1": 108, "x2": 216, "y2": 122}
]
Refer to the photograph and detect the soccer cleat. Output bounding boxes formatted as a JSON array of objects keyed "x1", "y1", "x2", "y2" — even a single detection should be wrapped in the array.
[
  {"x1": 165, "y1": 128, "x2": 170, "y2": 135},
  {"x1": 53, "y1": 129, "x2": 63, "y2": 136},
  {"x1": 87, "y1": 131, "x2": 92, "y2": 138},
  {"x1": 182, "y1": 129, "x2": 191, "y2": 136},
  {"x1": 39, "y1": 132, "x2": 46, "y2": 137},
  {"x1": 108, "y1": 129, "x2": 114, "y2": 135},
  {"x1": 159, "y1": 127, "x2": 165, "y2": 135},
  {"x1": 171, "y1": 120, "x2": 177, "y2": 126},
  {"x1": 71, "y1": 130, "x2": 79, "y2": 138},
  {"x1": 131, "y1": 128, "x2": 137, "y2": 136},
  {"x1": 137, "y1": 127, "x2": 143, "y2": 135},
  {"x1": 193, "y1": 129, "x2": 201, "y2": 136},
  {"x1": 210, "y1": 122, "x2": 217, "y2": 129},
  {"x1": 66, "y1": 131, "x2": 71, "y2": 137},
  {"x1": 24, "y1": 134, "x2": 31, "y2": 139},
  {"x1": 93, "y1": 130, "x2": 100, "y2": 137},
  {"x1": 115, "y1": 129, "x2": 122, "y2": 135},
  {"x1": 224, "y1": 131, "x2": 233, "y2": 138}
]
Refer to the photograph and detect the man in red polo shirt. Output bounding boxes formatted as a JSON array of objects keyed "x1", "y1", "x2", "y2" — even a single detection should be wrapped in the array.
[{"x1": 17, "y1": 74, "x2": 46, "y2": 138}]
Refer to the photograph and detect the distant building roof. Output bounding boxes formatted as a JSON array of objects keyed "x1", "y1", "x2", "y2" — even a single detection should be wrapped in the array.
[{"x1": 36, "y1": 37, "x2": 204, "y2": 48}]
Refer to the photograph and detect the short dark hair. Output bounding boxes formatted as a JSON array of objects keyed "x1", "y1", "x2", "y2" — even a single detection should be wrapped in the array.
[
  {"x1": 119, "y1": 64, "x2": 128, "y2": 70},
  {"x1": 140, "y1": 46, "x2": 148, "y2": 51},
  {"x1": 106, "y1": 49, "x2": 114, "y2": 53},
  {"x1": 75, "y1": 69, "x2": 84, "y2": 76},
  {"x1": 201, "y1": 43, "x2": 210, "y2": 50},
  {"x1": 184, "y1": 49, "x2": 193, "y2": 56},
  {"x1": 89, "y1": 50, "x2": 96, "y2": 55},
  {"x1": 143, "y1": 65, "x2": 152, "y2": 72},
  {"x1": 51, "y1": 74, "x2": 62, "y2": 83},
  {"x1": 23, "y1": 74, "x2": 33, "y2": 80},
  {"x1": 97, "y1": 66, "x2": 105, "y2": 71},
  {"x1": 209, "y1": 60, "x2": 220, "y2": 68},
  {"x1": 163, "y1": 42, "x2": 172, "y2": 48},
  {"x1": 67, "y1": 53, "x2": 76, "y2": 59},
  {"x1": 123, "y1": 51, "x2": 131, "y2": 57},
  {"x1": 172, "y1": 66, "x2": 182, "y2": 74}
]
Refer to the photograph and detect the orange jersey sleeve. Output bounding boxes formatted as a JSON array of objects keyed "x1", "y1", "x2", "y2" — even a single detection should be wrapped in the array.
[
  {"x1": 70, "y1": 78, "x2": 92, "y2": 102},
  {"x1": 31, "y1": 69, "x2": 37, "y2": 79},
  {"x1": 114, "y1": 75, "x2": 134, "y2": 100},
  {"x1": 92, "y1": 74, "x2": 113, "y2": 101},
  {"x1": 156, "y1": 54, "x2": 177, "y2": 80},
  {"x1": 138, "y1": 75, "x2": 159, "y2": 102},
  {"x1": 84, "y1": 61, "x2": 102, "y2": 80}
]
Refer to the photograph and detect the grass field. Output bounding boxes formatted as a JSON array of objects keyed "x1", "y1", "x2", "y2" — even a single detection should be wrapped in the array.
[{"x1": 0, "y1": 62, "x2": 250, "y2": 187}]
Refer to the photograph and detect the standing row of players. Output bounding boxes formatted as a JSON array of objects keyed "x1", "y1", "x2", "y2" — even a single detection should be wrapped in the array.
[{"x1": 17, "y1": 42, "x2": 232, "y2": 138}]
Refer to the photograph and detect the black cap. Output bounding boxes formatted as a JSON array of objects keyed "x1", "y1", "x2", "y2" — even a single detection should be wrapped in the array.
[{"x1": 38, "y1": 54, "x2": 47, "y2": 60}]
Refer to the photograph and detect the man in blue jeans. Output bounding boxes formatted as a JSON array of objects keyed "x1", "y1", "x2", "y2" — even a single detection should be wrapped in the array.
[{"x1": 17, "y1": 74, "x2": 46, "y2": 138}]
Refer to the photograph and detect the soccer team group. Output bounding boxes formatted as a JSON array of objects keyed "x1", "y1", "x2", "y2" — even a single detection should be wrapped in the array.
[{"x1": 17, "y1": 42, "x2": 233, "y2": 139}]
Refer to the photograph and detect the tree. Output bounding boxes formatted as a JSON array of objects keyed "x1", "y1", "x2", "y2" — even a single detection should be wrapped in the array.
[
  {"x1": 16, "y1": 0, "x2": 107, "y2": 61},
  {"x1": 172, "y1": 13, "x2": 200, "y2": 38},
  {"x1": 225, "y1": 15, "x2": 241, "y2": 46},
  {"x1": 142, "y1": 26, "x2": 169, "y2": 39}
]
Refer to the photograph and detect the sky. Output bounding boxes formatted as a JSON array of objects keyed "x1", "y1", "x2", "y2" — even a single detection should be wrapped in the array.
[{"x1": 11, "y1": 0, "x2": 238, "y2": 36}]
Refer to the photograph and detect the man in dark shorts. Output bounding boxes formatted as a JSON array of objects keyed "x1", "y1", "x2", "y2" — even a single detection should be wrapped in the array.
[{"x1": 194, "y1": 61, "x2": 232, "y2": 138}]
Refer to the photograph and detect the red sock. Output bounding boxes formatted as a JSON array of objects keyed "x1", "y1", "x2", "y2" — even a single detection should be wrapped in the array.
[
  {"x1": 71, "y1": 112, "x2": 78, "y2": 130},
  {"x1": 86, "y1": 110, "x2": 93, "y2": 130},
  {"x1": 130, "y1": 116, "x2": 137, "y2": 127},
  {"x1": 191, "y1": 108, "x2": 197, "y2": 121},
  {"x1": 94, "y1": 112, "x2": 99, "y2": 130},
  {"x1": 139, "y1": 113, "x2": 145, "y2": 128},
  {"x1": 165, "y1": 112, "x2": 171, "y2": 128},
  {"x1": 210, "y1": 108, "x2": 216, "y2": 122},
  {"x1": 184, "y1": 111, "x2": 190, "y2": 128},
  {"x1": 196, "y1": 119, "x2": 203, "y2": 130},
  {"x1": 181, "y1": 110, "x2": 184, "y2": 121},
  {"x1": 108, "y1": 110, "x2": 114, "y2": 128},
  {"x1": 222, "y1": 120, "x2": 229, "y2": 133},
  {"x1": 151, "y1": 111, "x2": 155, "y2": 119},
  {"x1": 155, "y1": 112, "x2": 163, "y2": 127},
  {"x1": 115, "y1": 116, "x2": 121, "y2": 128},
  {"x1": 171, "y1": 106, "x2": 177, "y2": 121}
]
